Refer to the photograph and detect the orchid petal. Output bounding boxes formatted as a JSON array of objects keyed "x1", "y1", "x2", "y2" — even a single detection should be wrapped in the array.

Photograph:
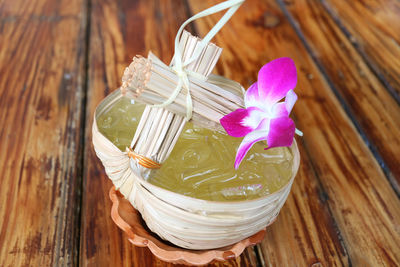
[
  {"x1": 258, "y1": 57, "x2": 297, "y2": 105},
  {"x1": 244, "y1": 82, "x2": 260, "y2": 108},
  {"x1": 220, "y1": 107, "x2": 264, "y2": 137},
  {"x1": 272, "y1": 102, "x2": 289, "y2": 117},
  {"x1": 272, "y1": 90, "x2": 297, "y2": 117},
  {"x1": 265, "y1": 117, "x2": 295, "y2": 149},
  {"x1": 285, "y1": 89, "x2": 297, "y2": 114},
  {"x1": 234, "y1": 119, "x2": 269, "y2": 169}
]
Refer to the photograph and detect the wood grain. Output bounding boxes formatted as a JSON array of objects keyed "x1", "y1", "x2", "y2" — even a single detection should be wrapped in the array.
[
  {"x1": 258, "y1": 143, "x2": 350, "y2": 266},
  {"x1": 322, "y1": 0, "x2": 400, "y2": 101},
  {"x1": 188, "y1": 0, "x2": 400, "y2": 266},
  {"x1": 2, "y1": 0, "x2": 399, "y2": 266},
  {"x1": 281, "y1": 0, "x2": 400, "y2": 191},
  {"x1": 80, "y1": 0, "x2": 259, "y2": 266},
  {"x1": 0, "y1": 0, "x2": 87, "y2": 266}
]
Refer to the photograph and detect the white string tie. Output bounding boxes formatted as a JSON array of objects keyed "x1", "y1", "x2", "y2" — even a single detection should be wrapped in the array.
[{"x1": 152, "y1": 0, "x2": 245, "y2": 121}]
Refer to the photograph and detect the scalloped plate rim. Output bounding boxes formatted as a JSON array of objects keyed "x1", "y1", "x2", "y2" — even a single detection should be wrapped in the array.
[{"x1": 109, "y1": 186, "x2": 268, "y2": 265}]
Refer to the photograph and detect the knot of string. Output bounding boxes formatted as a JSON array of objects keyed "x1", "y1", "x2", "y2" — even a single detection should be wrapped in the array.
[{"x1": 151, "y1": 0, "x2": 245, "y2": 121}]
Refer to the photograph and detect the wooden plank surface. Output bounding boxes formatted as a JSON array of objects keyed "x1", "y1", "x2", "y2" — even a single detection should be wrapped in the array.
[
  {"x1": 1, "y1": 0, "x2": 400, "y2": 266},
  {"x1": 80, "y1": 0, "x2": 259, "y2": 266},
  {"x1": 0, "y1": 0, "x2": 87, "y2": 266},
  {"x1": 188, "y1": 0, "x2": 400, "y2": 266},
  {"x1": 258, "y1": 143, "x2": 349, "y2": 266},
  {"x1": 281, "y1": 0, "x2": 400, "y2": 190},
  {"x1": 322, "y1": 0, "x2": 400, "y2": 101}
]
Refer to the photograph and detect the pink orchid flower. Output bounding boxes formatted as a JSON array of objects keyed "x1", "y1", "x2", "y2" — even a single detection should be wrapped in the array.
[{"x1": 220, "y1": 57, "x2": 299, "y2": 169}]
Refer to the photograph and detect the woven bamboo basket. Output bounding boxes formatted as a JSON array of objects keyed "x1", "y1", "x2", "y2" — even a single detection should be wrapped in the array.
[{"x1": 92, "y1": 88, "x2": 300, "y2": 250}]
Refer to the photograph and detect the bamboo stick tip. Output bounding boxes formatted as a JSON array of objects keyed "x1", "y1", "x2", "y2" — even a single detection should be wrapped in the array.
[{"x1": 121, "y1": 56, "x2": 152, "y2": 97}]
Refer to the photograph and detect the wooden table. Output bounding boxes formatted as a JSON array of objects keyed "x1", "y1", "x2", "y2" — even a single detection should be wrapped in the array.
[{"x1": 1, "y1": 0, "x2": 399, "y2": 266}]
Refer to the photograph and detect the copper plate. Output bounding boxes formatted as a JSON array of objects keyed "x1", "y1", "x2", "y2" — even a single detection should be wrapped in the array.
[{"x1": 109, "y1": 186, "x2": 266, "y2": 265}]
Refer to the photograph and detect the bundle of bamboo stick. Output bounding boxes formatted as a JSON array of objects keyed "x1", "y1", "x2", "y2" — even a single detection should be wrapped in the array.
[
  {"x1": 121, "y1": 53, "x2": 244, "y2": 127},
  {"x1": 120, "y1": 31, "x2": 245, "y2": 172}
]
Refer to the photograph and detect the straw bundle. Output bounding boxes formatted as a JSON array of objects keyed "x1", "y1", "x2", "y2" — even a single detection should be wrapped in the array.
[
  {"x1": 121, "y1": 54, "x2": 244, "y2": 127},
  {"x1": 119, "y1": 31, "x2": 244, "y2": 176}
]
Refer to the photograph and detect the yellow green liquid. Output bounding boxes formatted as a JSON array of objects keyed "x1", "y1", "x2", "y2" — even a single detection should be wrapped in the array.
[{"x1": 97, "y1": 95, "x2": 294, "y2": 201}]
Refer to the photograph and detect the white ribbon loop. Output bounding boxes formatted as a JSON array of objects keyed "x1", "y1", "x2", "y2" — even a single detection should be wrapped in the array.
[{"x1": 152, "y1": 0, "x2": 245, "y2": 121}]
